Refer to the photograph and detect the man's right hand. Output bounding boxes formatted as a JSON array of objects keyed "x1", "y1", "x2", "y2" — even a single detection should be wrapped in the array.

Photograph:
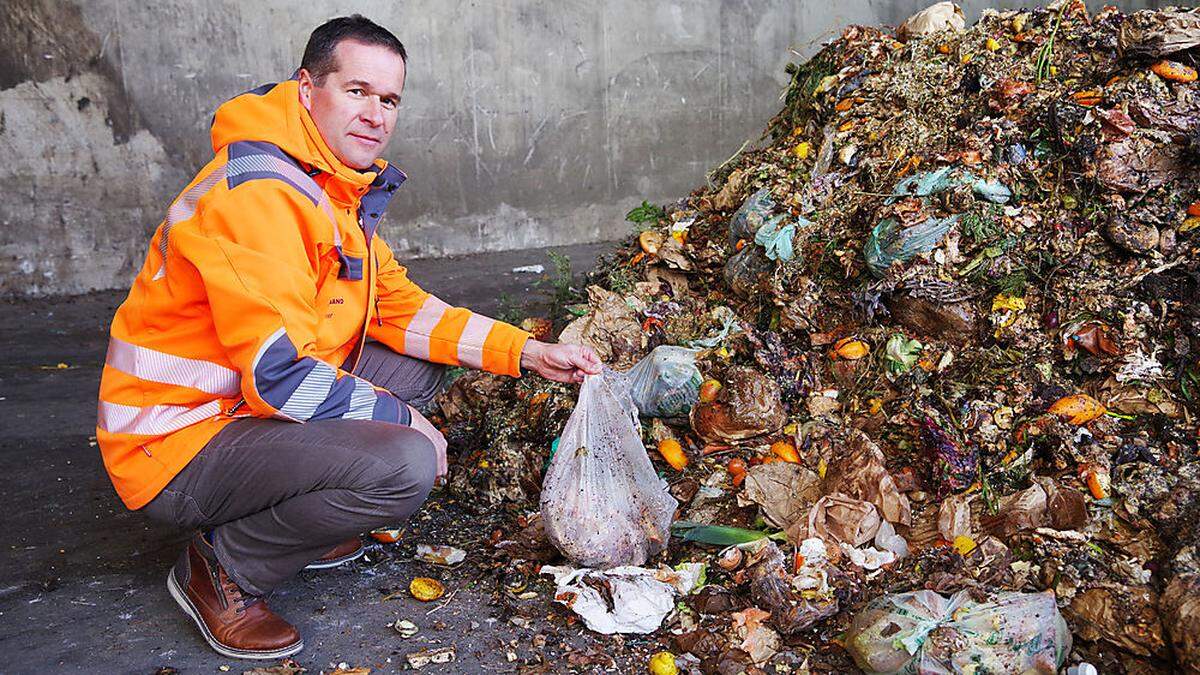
[{"x1": 519, "y1": 340, "x2": 603, "y2": 383}]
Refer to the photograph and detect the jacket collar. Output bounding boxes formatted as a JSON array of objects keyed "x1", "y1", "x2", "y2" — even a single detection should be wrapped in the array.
[{"x1": 359, "y1": 164, "x2": 406, "y2": 241}]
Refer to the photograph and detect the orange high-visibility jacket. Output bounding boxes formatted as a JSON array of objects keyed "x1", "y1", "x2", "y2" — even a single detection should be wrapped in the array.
[{"x1": 97, "y1": 78, "x2": 531, "y2": 509}]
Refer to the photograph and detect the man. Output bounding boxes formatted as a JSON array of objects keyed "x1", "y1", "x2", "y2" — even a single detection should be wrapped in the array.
[{"x1": 96, "y1": 15, "x2": 600, "y2": 660}]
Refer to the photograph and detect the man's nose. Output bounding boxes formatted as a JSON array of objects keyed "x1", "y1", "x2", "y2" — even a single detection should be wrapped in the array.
[{"x1": 360, "y1": 98, "x2": 385, "y2": 127}]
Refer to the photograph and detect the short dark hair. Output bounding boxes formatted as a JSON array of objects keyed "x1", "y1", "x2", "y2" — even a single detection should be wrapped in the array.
[{"x1": 300, "y1": 15, "x2": 407, "y2": 84}]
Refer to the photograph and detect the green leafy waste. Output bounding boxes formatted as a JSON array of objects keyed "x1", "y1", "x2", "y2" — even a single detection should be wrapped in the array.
[
  {"x1": 625, "y1": 200, "x2": 666, "y2": 225},
  {"x1": 671, "y1": 521, "x2": 786, "y2": 545}
]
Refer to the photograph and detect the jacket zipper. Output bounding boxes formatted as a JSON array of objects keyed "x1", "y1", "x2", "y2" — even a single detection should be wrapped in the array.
[
  {"x1": 348, "y1": 213, "x2": 375, "y2": 373},
  {"x1": 225, "y1": 398, "x2": 246, "y2": 417},
  {"x1": 374, "y1": 257, "x2": 382, "y2": 326}
]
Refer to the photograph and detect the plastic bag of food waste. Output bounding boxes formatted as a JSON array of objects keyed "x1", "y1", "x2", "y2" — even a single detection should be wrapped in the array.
[
  {"x1": 729, "y1": 188, "x2": 774, "y2": 247},
  {"x1": 724, "y1": 244, "x2": 774, "y2": 298},
  {"x1": 627, "y1": 345, "x2": 702, "y2": 418},
  {"x1": 863, "y1": 216, "x2": 955, "y2": 278},
  {"x1": 846, "y1": 589, "x2": 1070, "y2": 675},
  {"x1": 1119, "y1": 9, "x2": 1200, "y2": 57},
  {"x1": 541, "y1": 368, "x2": 678, "y2": 568}
]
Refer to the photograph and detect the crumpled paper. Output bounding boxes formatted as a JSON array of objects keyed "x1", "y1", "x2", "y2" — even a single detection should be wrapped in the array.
[
  {"x1": 656, "y1": 234, "x2": 694, "y2": 271},
  {"x1": 1034, "y1": 477, "x2": 1090, "y2": 531},
  {"x1": 1069, "y1": 585, "x2": 1167, "y2": 657},
  {"x1": 1097, "y1": 136, "x2": 1187, "y2": 194},
  {"x1": 985, "y1": 483, "x2": 1047, "y2": 537},
  {"x1": 557, "y1": 286, "x2": 645, "y2": 368},
  {"x1": 1119, "y1": 9, "x2": 1200, "y2": 57},
  {"x1": 822, "y1": 430, "x2": 912, "y2": 526},
  {"x1": 731, "y1": 607, "x2": 781, "y2": 665},
  {"x1": 842, "y1": 543, "x2": 896, "y2": 571},
  {"x1": 806, "y1": 494, "x2": 881, "y2": 546},
  {"x1": 898, "y1": 2, "x2": 966, "y2": 41},
  {"x1": 1161, "y1": 572, "x2": 1200, "y2": 673},
  {"x1": 740, "y1": 461, "x2": 822, "y2": 532},
  {"x1": 937, "y1": 494, "x2": 972, "y2": 540},
  {"x1": 874, "y1": 520, "x2": 910, "y2": 559},
  {"x1": 541, "y1": 563, "x2": 704, "y2": 634}
]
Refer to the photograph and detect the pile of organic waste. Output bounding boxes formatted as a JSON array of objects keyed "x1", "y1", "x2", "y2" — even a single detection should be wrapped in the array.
[{"x1": 431, "y1": 3, "x2": 1200, "y2": 672}]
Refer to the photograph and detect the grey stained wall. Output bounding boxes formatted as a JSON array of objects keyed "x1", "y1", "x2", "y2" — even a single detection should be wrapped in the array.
[{"x1": 0, "y1": 0, "x2": 1162, "y2": 296}]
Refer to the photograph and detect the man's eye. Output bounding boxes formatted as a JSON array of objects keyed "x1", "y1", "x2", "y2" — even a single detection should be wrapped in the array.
[
  {"x1": 382, "y1": 98, "x2": 398, "y2": 109},
  {"x1": 348, "y1": 88, "x2": 365, "y2": 96}
]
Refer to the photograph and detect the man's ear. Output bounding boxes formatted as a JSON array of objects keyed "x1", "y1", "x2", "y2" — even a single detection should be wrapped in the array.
[{"x1": 297, "y1": 68, "x2": 314, "y2": 111}]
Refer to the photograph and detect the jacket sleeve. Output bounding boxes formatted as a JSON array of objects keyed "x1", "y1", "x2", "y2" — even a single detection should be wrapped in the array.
[
  {"x1": 172, "y1": 182, "x2": 412, "y2": 425},
  {"x1": 368, "y1": 237, "x2": 531, "y2": 377}
]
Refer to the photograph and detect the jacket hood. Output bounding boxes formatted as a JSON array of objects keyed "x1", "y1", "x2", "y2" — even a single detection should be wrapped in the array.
[{"x1": 210, "y1": 78, "x2": 386, "y2": 190}]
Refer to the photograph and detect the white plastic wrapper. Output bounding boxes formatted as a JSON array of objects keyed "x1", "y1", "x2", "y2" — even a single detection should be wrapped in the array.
[
  {"x1": 540, "y1": 368, "x2": 678, "y2": 568},
  {"x1": 627, "y1": 345, "x2": 702, "y2": 418},
  {"x1": 541, "y1": 563, "x2": 704, "y2": 634}
]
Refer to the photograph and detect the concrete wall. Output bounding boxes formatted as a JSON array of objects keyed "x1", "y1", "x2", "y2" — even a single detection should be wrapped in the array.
[{"x1": 0, "y1": 0, "x2": 1162, "y2": 296}]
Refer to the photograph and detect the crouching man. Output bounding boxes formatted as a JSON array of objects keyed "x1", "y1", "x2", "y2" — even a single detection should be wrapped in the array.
[{"x1": 96, "y1": 15, "x2": 599, "y2": 659}]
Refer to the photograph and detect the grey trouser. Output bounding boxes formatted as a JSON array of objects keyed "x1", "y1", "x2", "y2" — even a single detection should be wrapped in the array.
[{"x1": 141, "y1": 342, "x2": 447, "y2": 595}]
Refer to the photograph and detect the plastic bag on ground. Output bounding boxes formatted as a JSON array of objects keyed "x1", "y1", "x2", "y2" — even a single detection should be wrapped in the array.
[
  {"x1": 888, "y1": 166, "x2": 1010, "y2": 204},
  {"x1": 540, "y1": 368, "x2": 678, "y2": 568},
  {"x1": 627, "y1": 345, "x2": 702, "y2": 418},
  {"x1": 729, "y1": 188, "x2": 775, "y2": 246},
  {"x1": 846, "y1": 589, "x2": 1070, "y2": 675}
]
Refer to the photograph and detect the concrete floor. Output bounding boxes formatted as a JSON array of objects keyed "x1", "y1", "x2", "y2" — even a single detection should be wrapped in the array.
[{"x1": 0, "y1": 242, "x2": 663, "y2": 674}]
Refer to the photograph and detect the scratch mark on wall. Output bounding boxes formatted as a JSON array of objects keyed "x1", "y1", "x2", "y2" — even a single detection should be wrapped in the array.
[
  {"x1": 523, "y1": 116, "x2": 548, "y2": 166},
  {"x1": 427, "y1": 117, "x2": 453, "y2": 144},
  {"x1": 466, "y1": 34, "x2": 483, "y2": 181}
]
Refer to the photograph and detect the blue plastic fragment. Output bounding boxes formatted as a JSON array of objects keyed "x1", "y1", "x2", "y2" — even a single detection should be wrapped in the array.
[
  {"x1": 864, "y1": 216, "x2": 957, "y2": 277},
  {"x1": 971, "y1": 178, "x2": 1012, "y2": 204},
  {"x1": 889, "y1": 166, "x2": 1011, "y2": 205},
  {"x1": 753, "y1": 213, "x2": 803, "y2": 261}
]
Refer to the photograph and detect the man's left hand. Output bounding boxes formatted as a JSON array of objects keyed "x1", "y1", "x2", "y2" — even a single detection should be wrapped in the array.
[{"x1": 520, "y1": 340, "x2": 602, "y2": 383}]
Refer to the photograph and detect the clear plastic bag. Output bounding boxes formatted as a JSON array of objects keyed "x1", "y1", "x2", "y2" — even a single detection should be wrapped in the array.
[
  {"x1": 723, "y1": 245, "x2": 774, "y2": 298},
  {"x1": 540, "y1": 368, "x2": 679, "y2": 568},
  {"x1": 846, "y1": 589, "x2": 1071, "y2": 675},
  {"x1": 627, "y1": 345, "x2": 702, "y2": 418},
  {"x1": 729, "y1": 188, "x2": 775, "y2": 247}
]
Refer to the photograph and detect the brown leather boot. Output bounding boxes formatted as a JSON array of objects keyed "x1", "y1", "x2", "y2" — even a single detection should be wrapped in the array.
[
  {"x1": 304, "y1": 537, "x2": 365, "y2": 570},
  {"x1": 166, "y1": 534, "x2": 303, "y2": 659}
]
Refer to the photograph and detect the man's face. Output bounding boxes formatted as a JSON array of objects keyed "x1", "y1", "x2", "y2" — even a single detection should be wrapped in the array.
[{"x1": 298, "y1": 40, "x2": 406, "y2": 170}]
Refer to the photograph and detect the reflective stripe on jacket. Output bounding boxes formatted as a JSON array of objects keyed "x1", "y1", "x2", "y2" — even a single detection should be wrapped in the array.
[{"x1": 97, "y1": 78, "x2": 530, "y2": 509}]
